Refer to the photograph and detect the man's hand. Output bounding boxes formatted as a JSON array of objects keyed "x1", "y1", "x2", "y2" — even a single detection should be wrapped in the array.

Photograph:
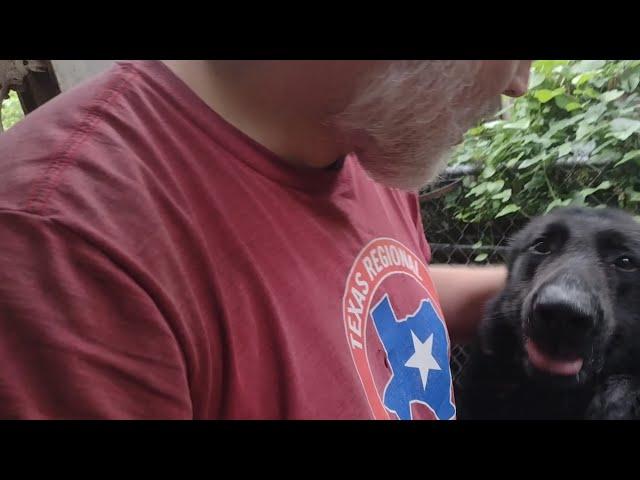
[{"x1": 429, "y1": 264, "x2": 507, "y2": 345}]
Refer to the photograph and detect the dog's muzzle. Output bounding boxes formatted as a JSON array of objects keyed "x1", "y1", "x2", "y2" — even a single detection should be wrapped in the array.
[{"x1": 524, "y1": 276, "x2": 603, "y2": 376}]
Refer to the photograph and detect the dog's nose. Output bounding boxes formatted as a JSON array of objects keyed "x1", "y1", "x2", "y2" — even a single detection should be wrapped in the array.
[{"x1": 528, "y1": 283, "x2": 600, "y2": 356}]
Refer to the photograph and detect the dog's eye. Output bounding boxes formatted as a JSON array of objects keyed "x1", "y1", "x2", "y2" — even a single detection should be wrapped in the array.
[
  {"x1": 614, "y1": 255, "x2": 638, "y2": 272},
  {"x1": 531, "y1": 239, "x2": 552, "y2": 255}
]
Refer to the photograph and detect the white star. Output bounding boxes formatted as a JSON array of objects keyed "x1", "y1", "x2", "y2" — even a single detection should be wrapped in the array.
[{"x1": 404, "y1": 331, "x2": 441, "y2": 390}]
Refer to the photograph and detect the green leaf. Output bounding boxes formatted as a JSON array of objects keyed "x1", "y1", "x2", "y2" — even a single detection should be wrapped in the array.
[
  {"x1": 534, "y1": 60, "x2": 570, "y2": 75},
  {"x1": 486, "y1": 180, "x2": 505, "y2": 194},
  {"x1": 521, "y1": 134, "x2": 542, "y2": 144},
  {"x1": 575, "y1": 122, "x2": 595, "y2": 140},
  {"x1": 534, "y1": 88, "x2": 565, "y2": 104},
  {"x1": 565, "y1": 102, "x2": 582, "y2": 112},
  {"x1": 545, "y1": 198, "x2": 572, "y2": 213},
  {"x1": 506, "y1": 152, "x2": 525, "y2": 168},
  {"x1": 554, "y1": 94, "x2": 570, "y2": 109},
  {"x1": 608, "y1": 118, "x2": 640, "y2": 141},
  {"x1": 584, "y1": 103, "x2": 607, "y2": 124},
  {"x1": 591, "y1": 139, "x2": 616, "y2": 155},
  {"x1": 483, "y1": 120, "x2": 504, "y2": 129},
  {"x1": 453, "y1": 152, "x2": 472, "y2": 164},
  {"x1": 519, "y1": 154, "x2": 545, "y2": 169},
  {"x1": 591, "y1": 149, "x2": 622, "y2": 165},
  {"x1": 622, "y1": 73, "x2": 640, "y2": 92},
  {"x1": 472, "y1": 241, "x2": 483, "y2": 249},
  {"x1": 496, "y1": 204, "x2": 521, "y2": 218},
  {"x1": 544, "y1": 114, "x2": 585, "y2": 137},
  {"x1": 491, "y1": 189, "x2": 512, "y2": 202},
  {"x1": 575, "y1": 86, "x2": 601, "y2": 99},
  {"x1": 503, "y1": 118, "x2": 531, "y2": 130},
  {"x1": 558, "y1": 142, "x2": 572, "y2": 157},
  {"x1": 600, "y1": 90, "x2": 625, "y2": 103},
  {"x1": 469, "y1": 197, "x2": 487, "y2": 209},
  {"x1": 615, "y1": 149, "x2": 640, "y2": 167},
  {"x1": 465, "y1": 183, "x2": 488, "y2": 198},
  {"x1": 571, "y1": 71, "x2": 598, "y2": 87},
  {"x1": 528, "y1": 70, "x2": 545, "y2": 89},
  {"x1": 591, "y1": 76, "x2": 609, "y2": 88},
  {"x1": 521, "y1": 134, "x2": 552, "y2": 150},
  {"x1": 626, "y1": 190, "x2": 640, "y2": 203},
  {"x1": 481, "y1": 165, "x2": 497, "y2": 179},
  {"x1": 571, "y1": 60, "x2": 606, "y2": 74},
  {"x1": 474, "y1": 253, "x2": 489, "y2": 263},
  {"x1": 574, "y1": 181, "x2": 613, "y2": 202},
  {"x1": 524, "y1": 175, "x2": 546, "y2": 191}
]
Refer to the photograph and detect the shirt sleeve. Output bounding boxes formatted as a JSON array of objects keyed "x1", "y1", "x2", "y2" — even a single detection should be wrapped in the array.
[{"x1": 0, "y1": 210, "x2": 193, "y2": 419}]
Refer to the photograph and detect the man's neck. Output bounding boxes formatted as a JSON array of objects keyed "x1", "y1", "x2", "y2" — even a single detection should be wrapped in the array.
[{"x1": 162, "y1": 60, "x2": 343, "y2": 169}]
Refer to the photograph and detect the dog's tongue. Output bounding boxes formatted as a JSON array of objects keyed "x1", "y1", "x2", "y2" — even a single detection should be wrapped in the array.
[{"x1": 525, "y1": 340, "x2": 583, "y2": 376}]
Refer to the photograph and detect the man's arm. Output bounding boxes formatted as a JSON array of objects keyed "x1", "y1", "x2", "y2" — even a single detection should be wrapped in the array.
[
  {"x1": 429, "y1": 264, "x2": 507, "y2": 345},
  {"x1": 0, "y1": 211, "x2": 193, "y2": 419}
]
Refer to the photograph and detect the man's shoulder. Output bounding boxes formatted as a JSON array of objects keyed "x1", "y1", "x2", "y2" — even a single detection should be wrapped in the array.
[
  {"x1": 0, "y1": 61, "x2": 194, "y2": 260},
  {"x1": 0, "y1": 62, "x2": 151, "y2": 215}
]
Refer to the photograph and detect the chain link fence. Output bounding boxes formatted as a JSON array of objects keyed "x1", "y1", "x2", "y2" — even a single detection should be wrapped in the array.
[{"x1": 421, "y1": 161, "x2": 634, "y2": 387}]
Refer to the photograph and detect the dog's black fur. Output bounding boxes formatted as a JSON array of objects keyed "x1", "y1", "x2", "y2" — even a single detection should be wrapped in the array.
[{"x1": 455, "y1": 207, "x2": 640, "y2": 419}]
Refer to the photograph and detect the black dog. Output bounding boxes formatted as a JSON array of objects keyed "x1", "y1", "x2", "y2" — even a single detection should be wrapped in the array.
[{"x1": 455, "y1": 207, "x2": 640, "y2": 420}]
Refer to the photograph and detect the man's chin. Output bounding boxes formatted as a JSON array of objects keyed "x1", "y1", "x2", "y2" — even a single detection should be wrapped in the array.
[{"x1": 357, "y1": 150, "x2": 453, "y2": 193}]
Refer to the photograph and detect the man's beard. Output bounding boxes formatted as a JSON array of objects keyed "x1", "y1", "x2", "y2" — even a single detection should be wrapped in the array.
[{"x1": 334, "y1": 61, "x2": 500, "y2": 191}]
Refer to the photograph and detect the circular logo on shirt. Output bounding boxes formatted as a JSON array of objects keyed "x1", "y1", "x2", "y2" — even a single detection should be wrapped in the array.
[{"x1": 342, "y1": 237, "x2": 456, "y2": 420}]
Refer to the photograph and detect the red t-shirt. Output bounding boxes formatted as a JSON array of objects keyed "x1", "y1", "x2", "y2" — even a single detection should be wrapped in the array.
[{"x1": 0, "y1": 61, "x2": 455, "y2": 419}]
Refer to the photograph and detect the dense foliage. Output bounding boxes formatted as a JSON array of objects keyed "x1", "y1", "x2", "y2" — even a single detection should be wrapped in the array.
[{"x1": 446, "y1": 60, "x2": 640, "y2": 228}]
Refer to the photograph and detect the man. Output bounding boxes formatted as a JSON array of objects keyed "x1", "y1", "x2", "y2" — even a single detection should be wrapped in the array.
[{"x1": 0, "y1": 60, "x2": 531, "y2": 419}]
